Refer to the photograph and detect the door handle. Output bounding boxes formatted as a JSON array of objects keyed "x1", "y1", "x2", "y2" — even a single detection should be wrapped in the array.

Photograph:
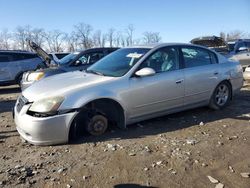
[{"x1": 175, "y1": 79, "x2": 184, "y2": 84}]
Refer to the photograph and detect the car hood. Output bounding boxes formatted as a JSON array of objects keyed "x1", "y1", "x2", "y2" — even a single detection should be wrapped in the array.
[
  {"x1": 23, "y1": 71, "x2": 115, "y2": 102},
  {"x1": 27, "y1": 40, "x2": 53, "y2": 66}
]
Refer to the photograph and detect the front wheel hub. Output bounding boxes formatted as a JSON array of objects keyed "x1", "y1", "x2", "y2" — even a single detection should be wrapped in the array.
[{"x1": 87, "y1": 115, "x2": 108, "y2": 136}]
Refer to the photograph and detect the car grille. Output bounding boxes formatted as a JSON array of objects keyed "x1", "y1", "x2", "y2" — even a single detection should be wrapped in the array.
[{"x1": 16, "y1": 95, "x2": 28, "y2": 113}]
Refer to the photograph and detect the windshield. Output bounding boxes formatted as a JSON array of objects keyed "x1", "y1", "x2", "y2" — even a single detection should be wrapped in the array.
[
  {"x1": 86, "y1": 48, "x2": 150, "y2": 77},
  {"x1": 58, "y1": 52, "x2": 79, "y2": 65}
]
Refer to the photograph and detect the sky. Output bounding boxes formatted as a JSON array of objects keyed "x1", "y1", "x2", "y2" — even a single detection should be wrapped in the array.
[{"x1": 0, "y1": 0, "x2": 249, "y2": 42}]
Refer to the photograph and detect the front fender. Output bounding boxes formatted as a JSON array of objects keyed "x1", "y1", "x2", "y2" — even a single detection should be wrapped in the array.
[{"x1": 60, "y1": 88, "x2": 127, "y2": 113}]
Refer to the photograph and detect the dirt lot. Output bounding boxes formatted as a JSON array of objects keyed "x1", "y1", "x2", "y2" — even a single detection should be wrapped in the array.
[{"x1": 0, "y1": 85, "x2": 250, "y2": 188}]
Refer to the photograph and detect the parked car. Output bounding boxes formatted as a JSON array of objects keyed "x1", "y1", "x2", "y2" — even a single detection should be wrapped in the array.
[
  {"x1": 21, "y1": 47, "x2": 119, "y2": 90},
  {"x1": 14, "y1": 43, "x2": 243, "y2": 145},
  {"x1": 49, "y1": 52, "x2": 70, "y2": 63},
  {"x1": 227, "y1": 39, "x2": 250, "y2": 70},
  {"x1": 191, "y1": 36, "x2": 250, "y2": 70},
  {"x1": 0, "y1": 50, "x2": 46, "y2": 86},
  {"x1": 190, "y1": 36, "x2": 229, "y2": 55}
]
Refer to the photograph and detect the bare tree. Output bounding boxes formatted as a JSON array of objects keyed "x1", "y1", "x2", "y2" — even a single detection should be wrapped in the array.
[
  {"x1": 125, "y1": 24, "x2": 135, "y2": 46},
  {"x1": 73, "y1": 23, "x2": 93, "y2": 49},
  {"x1": 92, "y1": 30, "x2": 106, "y2": 47},
  {"x1": 226, "y1": 30, "x2": 246, "y2": 41},
  {"x1": 107, "y1": 28, "x2": 115, "y2": 47},
  {"x1": 44, "y1": 30, "x2": 66, "y2": 52},
  {"x1": 220, "y1": 32, "x2": 226, "y2": 41},
  {"x1": 31, "y1": 28, "x2": 46, "y2": 47},
  {"x1": 0, "y1": 29, "x2": 12, "y2": 50},
  {"x1": 14, "y1": 25, "x2": 33, "y2": 50},
  {"x1": 143, "y1": 31, "x2": 161, "y2": 44},
  {"x1": 65, "y1": 32, "x2": 78, "y2": 52},
  {"x1": 113, "y1": 31, "x2": 122, "y2": 47}
]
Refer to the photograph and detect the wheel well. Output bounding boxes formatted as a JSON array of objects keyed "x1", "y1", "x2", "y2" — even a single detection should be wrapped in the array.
[
  {"x1": 69, "y1": 98, "x2": 125, "y2": 140},
  {"x1": 85, "y1": 98, "x2": 125, "y2": 127},
  {"x1": 15, "y1": 72, "x2": 23, "y2": 83}
]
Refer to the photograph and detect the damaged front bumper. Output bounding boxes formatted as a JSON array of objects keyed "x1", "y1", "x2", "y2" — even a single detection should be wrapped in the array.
[{"x1": 14, "y1": 103, "x2": 77, "y2": 145}]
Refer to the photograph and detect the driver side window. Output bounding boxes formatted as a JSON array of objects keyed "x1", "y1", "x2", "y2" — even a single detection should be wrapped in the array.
[
  {"x1": 138, "y1": 47, "x2": 179, "y2": 73},
  {"x1": 76, "y1": 54, "x2": 90, "y2": 65}
]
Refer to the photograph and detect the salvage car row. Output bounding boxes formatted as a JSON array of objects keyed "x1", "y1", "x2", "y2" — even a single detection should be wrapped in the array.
[{"x1": 12, "y1": 43, "x2": 243, "y2": 145}]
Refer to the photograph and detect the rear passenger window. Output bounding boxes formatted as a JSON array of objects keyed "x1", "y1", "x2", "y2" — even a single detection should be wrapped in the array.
[{"x1": 182, "y1": 47, "x2": 215, "y2": 68}]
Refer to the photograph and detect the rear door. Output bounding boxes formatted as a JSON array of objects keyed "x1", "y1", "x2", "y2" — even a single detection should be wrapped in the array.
[
  {"x1": 181, "y1": 46, "x2": 220, "y2": 106},
  {"x1": 0, "y1": 54, "x2": 12, "y2": 81}
]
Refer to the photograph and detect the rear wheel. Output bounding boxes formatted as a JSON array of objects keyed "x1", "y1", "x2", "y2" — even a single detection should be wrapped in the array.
[{"x1": 209, "y1": 81, "x2": 232, "y2": 110}]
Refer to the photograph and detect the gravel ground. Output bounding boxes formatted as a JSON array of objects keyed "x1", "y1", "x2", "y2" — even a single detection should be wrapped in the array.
[{"x1": 0, "y1": 85, "x2": 250, "y2": 188}]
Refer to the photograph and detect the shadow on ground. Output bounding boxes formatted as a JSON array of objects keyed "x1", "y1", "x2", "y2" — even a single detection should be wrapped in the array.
[
  {"x1": 0, "y1": 100, "x2": 16, "y2": 113},
  {"x1": 0, "y1": 85, "x2": 20, "y2": 95},
  {"x1": 114, "y1": 184, "x2": 157, "y2": 188},
  {"x1": 0, "y1": 130, "x2": 18, "y2": 140}
]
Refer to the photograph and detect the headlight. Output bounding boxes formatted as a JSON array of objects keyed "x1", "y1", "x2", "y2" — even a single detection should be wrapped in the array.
[
  {"x1": 27, "y1": 72, "x2": 45, "y2": 82},
  {"x1": 29, "y1": 96, "x2": 64, "y2": 113}
]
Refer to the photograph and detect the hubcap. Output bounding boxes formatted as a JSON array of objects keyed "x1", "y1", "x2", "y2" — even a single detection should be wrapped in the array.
[
  {"x1": 93, "y1": 120, "x2": 105, "y2": 132},
  {"x1": 215, "y1": 84, "x2": 229, "y2": 106}
]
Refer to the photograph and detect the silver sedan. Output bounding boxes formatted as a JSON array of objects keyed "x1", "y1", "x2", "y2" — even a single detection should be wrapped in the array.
[{"x1": 14, "y1": 43, "x2": 243, "y2": 145}]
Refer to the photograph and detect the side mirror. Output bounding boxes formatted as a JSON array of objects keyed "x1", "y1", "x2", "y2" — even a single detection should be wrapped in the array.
[
  {"x1": 237, "y1": 47, "x2": 248, "y2": 53},
  {"x1": 75, "y1": 60, "x2": 82, "y2": 66},
  {"x1": 135, "y1": 67, "x2": 156, "y2": 77}
]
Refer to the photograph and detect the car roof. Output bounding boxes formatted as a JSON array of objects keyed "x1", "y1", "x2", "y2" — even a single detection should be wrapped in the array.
[
  {"x1": 0, "y1": 50, "x2": 36, "y2": 54},
  {"x1": 124, "y1": 43, "x2": 213, "y2": 50},
  {"x1": 82, "y1": 47, "x2": 119, "y2": 52}
]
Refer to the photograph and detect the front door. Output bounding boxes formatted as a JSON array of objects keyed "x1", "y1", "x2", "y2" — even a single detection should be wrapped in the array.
[{"x1": 127, "y1": 47, "x2": 184, "y2": 119}]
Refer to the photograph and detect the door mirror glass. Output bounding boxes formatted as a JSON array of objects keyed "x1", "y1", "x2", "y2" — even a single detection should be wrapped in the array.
[
  {"x1": 135, "y1": 67, "x2": 156, "y2": 77},
  {"x1": 237, "y1": 47, "x2": 248, "y2": 53},
  {"x1": 75, "y1": 60, "x2": 82, "y2": 66}
]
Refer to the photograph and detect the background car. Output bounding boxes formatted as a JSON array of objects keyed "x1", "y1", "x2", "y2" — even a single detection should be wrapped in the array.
[
  {"x1": 49, "y1": 52, "x2": 70, "y2": 63},
  {"x1": 14, "y1": 43, "x2": 243, "y2": 145},
  {"x1": 227, "y1": 39, "x2": 250, "y2": 70},
  {"x1": 190, "y1": 36, "x2": 229, "y2": 55},
  {"x1": 21, "y1": 47, "x2": 119, "y2": 90},
  {"x1": 0, "y1": 50, "x2": 46, "y2": 86}
]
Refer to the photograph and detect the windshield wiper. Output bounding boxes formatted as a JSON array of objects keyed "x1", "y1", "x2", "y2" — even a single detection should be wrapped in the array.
[{"x1": 85, "y1": 70, "x2": 105, "y2": 76}]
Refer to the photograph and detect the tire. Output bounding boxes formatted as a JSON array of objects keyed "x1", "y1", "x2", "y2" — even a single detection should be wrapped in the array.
[
  {"x1": 209, "y1": 81, "x2": 232, "y2": 110},
  {"x1": 86, "y1": 114, "x2": 108, "y2": 136}
]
